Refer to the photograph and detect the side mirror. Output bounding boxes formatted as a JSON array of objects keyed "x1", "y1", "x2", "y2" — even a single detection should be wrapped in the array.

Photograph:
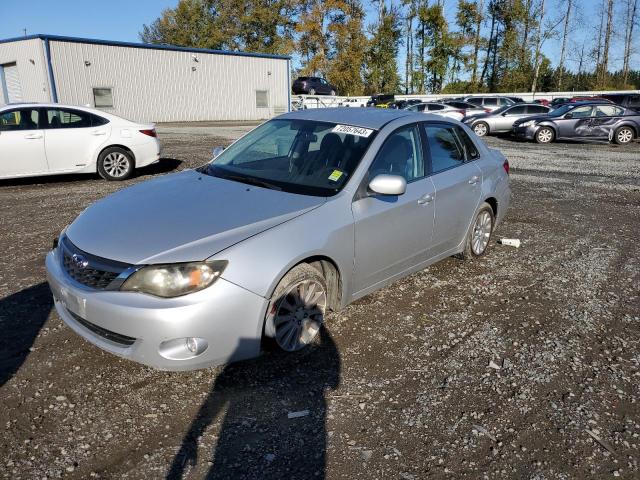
[
  {"x1": 368, "y1": 174, "x2": 406, "y2": 196},
  {"x1": 212, "y1": 146, "x2": 225, "y2": 159},
  {"x1": 564, "y1": 113, "x2": 573, "y2": 119}
]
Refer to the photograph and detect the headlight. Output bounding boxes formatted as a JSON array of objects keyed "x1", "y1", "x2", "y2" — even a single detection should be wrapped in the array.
[
  {"x1": 121, "y1": 261, "x2": 227, "y2": 298},
  {"x1": 519, "y1": 120, "x2": 535, "y2": 128}
]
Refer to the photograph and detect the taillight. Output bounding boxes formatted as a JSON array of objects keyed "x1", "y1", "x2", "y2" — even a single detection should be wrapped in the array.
[
  {"x1": 140, "y1": 129, "x2": 157, "y2": 137},
  {"x1": 484, "y1": 108, "x2": 491, "y2": 112},
  {"x1": 503, "y1": 159, "x2": 510, "y2": 175}
]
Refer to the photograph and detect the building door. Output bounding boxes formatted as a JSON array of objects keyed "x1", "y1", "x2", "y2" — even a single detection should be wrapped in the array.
[{"x1": 0, "y1": 63, "x2": 23, "y2": 104}]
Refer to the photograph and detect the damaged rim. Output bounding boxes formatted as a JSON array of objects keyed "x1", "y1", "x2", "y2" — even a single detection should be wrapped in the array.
[
  {"x1": 273, "y1": 280, "x2": 326, "y2": 352},
  {"x1": 472, "y1": 210, "x2": 492, "y2": 255}
]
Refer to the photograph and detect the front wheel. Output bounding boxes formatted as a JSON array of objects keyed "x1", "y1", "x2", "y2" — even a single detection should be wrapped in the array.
[
  {"x1": 459, "y1": 203, "x2": 495, "y2": 260},
  {"x1": 330, "y1": 90, "x2": 336, "y2": 96},
  {"x1": 535, "y1": 126, "x2": 554, "y2": 144},
  {"x1": 97, "y1": 147, "x2": 134, "y2": 181},
  {"x1": 473, "y1": 122, "x2": 489, "y2": 137},
  {"x1": 264, "y1": 264, "x2": 328, "y2": 352},
  {"x1": 614, "y1": 126, "x2": 634, "y2": 145},
  {"x1": 308, "y1": 88, "x2": 316, "y2": 95}
]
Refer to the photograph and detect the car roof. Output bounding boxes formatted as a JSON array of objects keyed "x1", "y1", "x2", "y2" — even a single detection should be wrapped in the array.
[{"x1": 278, "y1": 107, "x2": 422, "y2": 129}]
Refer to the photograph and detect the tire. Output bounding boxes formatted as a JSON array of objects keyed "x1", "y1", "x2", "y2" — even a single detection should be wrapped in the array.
[
  {"x1": 308, "y1": 88, "x2": 316, "y2": 95},
  {"x1": 330, "y1": 90, "x2": 336, "y2": 96},
  {"x1": 614, "y1": 126, "x2": 634, "y2": 145},
  {"x1": 264, "y1": 264, "x2": 328, "y2": 352},
  {"x1": 535, "y1": 126, "x2": 554, "y2": 144},
  {"x1": 97, "y1": 147, "x2": 134, "y2": 181},
  {"x1": 458, "y1": 202, "x2": 495, "y2": 260},
  {"x1": 473, "y1": 122, "x2": 489, "y2": 137}
]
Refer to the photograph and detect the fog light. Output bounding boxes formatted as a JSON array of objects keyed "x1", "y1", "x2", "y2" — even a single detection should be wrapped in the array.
[{"x1": 186, "y1": 337, "x2": 198, "y2": 353}]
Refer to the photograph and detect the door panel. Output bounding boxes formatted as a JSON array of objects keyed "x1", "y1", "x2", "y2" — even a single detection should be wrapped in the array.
[
  {"x1": 43, "y1": 108, "x2": 109, "y2": 172},
  {"x1": 353, "y1": 124, "x2": 435, "y2": 293},
  {"x1": 0, "y1": 108, "x2": 47, "y2": 177},
  {"x1": 559, "y1": 106, "x2": 593, "y2": 138},
  {"x1": 423, "y1": 123, "x2": 482, "y2": 253}
]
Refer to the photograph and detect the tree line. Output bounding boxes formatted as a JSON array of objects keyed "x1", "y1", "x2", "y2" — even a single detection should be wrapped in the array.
[{"x1": 141, "y1": 0, "x2": 640, "y2": 95}]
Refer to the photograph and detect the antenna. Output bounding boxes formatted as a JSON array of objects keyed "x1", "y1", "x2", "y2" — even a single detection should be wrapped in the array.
[{"x1": 23, "y1": 28, "x2": 27, "y2": 37}]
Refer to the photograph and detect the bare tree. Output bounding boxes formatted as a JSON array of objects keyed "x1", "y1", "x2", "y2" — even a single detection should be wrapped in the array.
[
  {"x1": 531, "y1": 0, "x2": 564, "y2": 94},
  {"x1": 622, "y1": 0, "x2": 638, "y2": 85},
  {"x1": 557, "y1": 0, "x2": 573, "y2": 90},
  {"x1": 601, "y1": 0, "x2": 615, "y2": 85},
  {"x1": 471, "y1": 0, "x2": 484, "y2": 86}
]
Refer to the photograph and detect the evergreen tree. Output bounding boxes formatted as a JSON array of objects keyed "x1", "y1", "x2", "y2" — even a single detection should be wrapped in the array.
[{"x1": 365, "y1": 2, "x2": 402, "y2": 94}]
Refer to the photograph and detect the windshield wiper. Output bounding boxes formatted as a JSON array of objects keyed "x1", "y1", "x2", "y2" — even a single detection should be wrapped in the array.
[{"x1": 215, "y1": 171, "x2": 282, "y2": 191}]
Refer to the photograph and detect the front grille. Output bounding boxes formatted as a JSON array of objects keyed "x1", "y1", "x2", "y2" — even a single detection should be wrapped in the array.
[
  {"x1": 67, "y1": 309, "x2": 136, "y2": 347},
  {"x1": 60, "y1": 236, "x2": 131, "y2": 290}
]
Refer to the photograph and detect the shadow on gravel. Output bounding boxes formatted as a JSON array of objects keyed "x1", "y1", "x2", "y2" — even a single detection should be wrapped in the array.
[
  {"x1": 167, "y1": 328, "x2": 341, "y2": 480},
  {"x1": 0, "y1": 158, "x2": 183, "y2": 187},
  {"x1": 0, "y1": 283, "x2": 52, "y2": 387}
]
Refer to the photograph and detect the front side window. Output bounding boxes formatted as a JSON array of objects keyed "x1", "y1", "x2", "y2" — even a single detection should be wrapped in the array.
[
  {"x1": 527, "y1": 105, "x2": 549, "y2": 114},
  {"x1": 205, "y1": 119, "x2": 376, "y2": 196},
  {"x1": 569, "y1": 106, "x2": 593, "y2": 118},
  {"x1": 368, "y1": 125, "x2": 424, "y2": 182},
  {"x1": 44, "y1": 109, "x2": 91, "y2": 129},
  {"x1": 427, "y1": 104, "x2": 445, "y2": 111},
  {"x1": 0, "y1": 108, "x2": 39, "y2": 131},
  {"x1": 425, "y1": 124, "x2": 465, "y2": 174}
]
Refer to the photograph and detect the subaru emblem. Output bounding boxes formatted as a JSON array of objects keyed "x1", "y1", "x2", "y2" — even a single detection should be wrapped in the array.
[{"x1": 71, "y1": 253, "x2": 89, "y2": 270}]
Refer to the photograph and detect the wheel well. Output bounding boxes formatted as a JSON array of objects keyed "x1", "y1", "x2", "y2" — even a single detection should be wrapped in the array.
[
  {"x1": 301, "y1": 256, "x2": 342, "y2": 312},
  {"x1": 617, "y1": 124, "x2": 637, "y2": 137},
  {"x1": 98, "y1": 144, "x2": 136, "y2": 168},
  {"x1": 484, "y1": 197, "x2": 498, "y2": 217}
]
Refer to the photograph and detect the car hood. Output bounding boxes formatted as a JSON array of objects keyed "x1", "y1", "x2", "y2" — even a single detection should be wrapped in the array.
[
  {"x1": 514, "y1": 114, "x2": 551, "y2": 124},
  {"x1": 65, "y1": 170, "x2": 325, "y2": 265},
  {"x1": 463, "y1": 112, "x2": 490, "y2": 122}
]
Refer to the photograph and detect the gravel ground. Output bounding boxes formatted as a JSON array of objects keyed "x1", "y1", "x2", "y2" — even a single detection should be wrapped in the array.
[{"x1": 0, "y1": 126, "x2": 639, "y2": 479}]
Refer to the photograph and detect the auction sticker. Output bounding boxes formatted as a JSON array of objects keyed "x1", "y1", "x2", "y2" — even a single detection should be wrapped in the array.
[{"x1": 332, "y1": 124, "x2": 374, "y2": 137}]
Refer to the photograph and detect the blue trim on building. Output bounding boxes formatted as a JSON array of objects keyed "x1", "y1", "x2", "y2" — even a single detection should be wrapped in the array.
[
  {"x1": 43, "y1": 38, "x2": 58, "y2": 103},
  {"x1": 286, "y1": 59, "x2": 291, "y2": 113},
  {"x1": 0, "y1": 34, "x2": 291, "y2": 61},
  {"x1": 0, "y1": 64, "x2": 9, "y2": 104}
]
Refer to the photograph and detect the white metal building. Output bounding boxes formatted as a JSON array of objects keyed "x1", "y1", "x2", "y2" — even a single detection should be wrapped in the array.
[{"x1": 0, "y1": 34, "x2": 291, "y2": 122}]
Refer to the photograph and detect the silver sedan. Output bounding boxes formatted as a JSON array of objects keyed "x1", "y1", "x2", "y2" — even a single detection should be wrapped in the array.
[
  {"x1": 45, "y1": 108, "x2": 511, "y2": 370},
  {"x1": 464, "y1": 103, "x2": 551, "y2": 136}
]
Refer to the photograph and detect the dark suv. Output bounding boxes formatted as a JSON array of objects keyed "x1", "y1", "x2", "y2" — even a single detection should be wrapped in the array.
[
  {"x1": 292, "y1": 77, "x2": 338, "y2": 96},
  {"x1": 599, "y1": 93, "x2": 640, "y2": 112}
]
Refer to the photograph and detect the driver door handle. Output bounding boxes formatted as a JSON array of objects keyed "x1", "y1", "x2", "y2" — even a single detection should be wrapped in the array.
[
  {"x1": 468, "y1": 175, "x2": 480, "y2": 185},
  {"x1": 417, "y1": 193, "x2": 433, "y2": 205},
  {"x1": 24, "y1": 133, "x2": 43, "y2": 139}
]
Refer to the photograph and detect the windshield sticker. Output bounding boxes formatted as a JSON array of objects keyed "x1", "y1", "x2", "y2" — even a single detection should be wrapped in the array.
[
  {"x1": 328, "y1": 170, "x2": 345, "y2": 182},
  {"x1": 332, "y1": 124, "x2": 374, "y2": 137}
]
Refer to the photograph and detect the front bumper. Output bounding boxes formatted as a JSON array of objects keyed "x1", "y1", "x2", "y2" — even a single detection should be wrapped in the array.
[
  {"x1": 45, "y1": 249, "x2": 268, "y2": 371},
  {"x1": 513, "y1": 125, "x2": 536, "y2": 140}
]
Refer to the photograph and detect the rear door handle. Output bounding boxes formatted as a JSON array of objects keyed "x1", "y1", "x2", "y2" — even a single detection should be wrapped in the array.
[
  {"x1": 468, "y1": 175, "x2": 480, "y2": 185},
  {"x1": 91, "y1": 130, "x2": 107, "y2": 136},
  {"x1": 24, "y1": 133, "x2": 43, "y2": 139},
  {"x1": 417, "y1": 193, "x2": 433, "y2": 205}
]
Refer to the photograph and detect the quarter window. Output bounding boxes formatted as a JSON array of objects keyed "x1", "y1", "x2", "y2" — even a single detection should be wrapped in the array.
[
  {"x1": 425, "y1": 124, "x2": 465, "y2": 174},
  {"x1": 456, "y1": 127, "x2": 480, "y2": 160},
  {"x1": 368, "y1": 125, "x2": 424, "y2": 182},
  {"x1": 506, "y1": 106, "x2": 527, "y2": 115},
  {"x1": 595, "y1": 105, "x2": 623, "y2": 117},
  {"x1": 0, "y1": 108, "x2": 39, "y2": 131},
  {"x1": 526, "y1": 105, "x2": 549, "y2": 114}
]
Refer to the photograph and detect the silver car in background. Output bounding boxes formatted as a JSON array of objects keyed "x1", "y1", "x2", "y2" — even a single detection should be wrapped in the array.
[
  {"x1": 463, "y1": 103, "x2": 551, "y2": 137},
  {"x1": 45, "y1": 108, "x2": 511, "y2": 371}
]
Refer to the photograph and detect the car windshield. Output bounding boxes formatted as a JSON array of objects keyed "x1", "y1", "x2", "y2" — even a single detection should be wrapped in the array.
[
  {"x1": 548, "y1": 104, "x2": 574, "y2": 117},
  {"x1": 203, "y1": 119, "x2": 377, "y2": 196}
]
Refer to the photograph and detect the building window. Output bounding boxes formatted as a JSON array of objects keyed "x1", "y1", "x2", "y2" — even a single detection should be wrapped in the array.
[
  {"x1": 256, "y1": 90, "x2": 269, "y2": 108},
  {"x1": 93, "y1": 88, "x2": 113, "y2": 108}
]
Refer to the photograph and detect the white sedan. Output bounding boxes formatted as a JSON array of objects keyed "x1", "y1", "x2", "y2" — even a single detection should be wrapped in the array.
[
  {"x1": 0, "y1": 103, "x2": 160, "y2": 181},
  {"x1": 404, "y1": 102, "x2": 465, "y2": 121},
  {"x1": 339, "y1": 98, "x2": 368, "y2": 108}
]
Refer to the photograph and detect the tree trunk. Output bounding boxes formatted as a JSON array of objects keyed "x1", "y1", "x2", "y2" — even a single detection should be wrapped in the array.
[
  {"x1": 471, "y1": 0, "x2": 484, "y2": 86},
  {"x1": 557, "y1": 0, "x2": 572, "y2": 90},
  {"x1": 531, "y1": 0, "x2": 546, "y2": 94},
  {"x1": 521, "y1": 0, "x2": 533, "y2": 65},
  {"x1": 479, "y1": 8, "x2": 495, "y2": 87},
  {"x1": 622, "y1": 0, "x2": 638, "y2": 85},
  {"x1": 601, "y1": 0, "x2": 614, "y2": 85}
]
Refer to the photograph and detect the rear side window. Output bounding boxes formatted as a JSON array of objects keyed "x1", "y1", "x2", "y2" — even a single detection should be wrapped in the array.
[
  {"x1": 595, "y1": 105, "x2": 624, "y2": 117},
  {"x1": 484, "y1": 98, "x2": 498, "y2": 106},
  {"x1": 424, "y1": 124, "x2": 465, "y2": 174},
  {"x1": 467, "y1": 98, "x2": 482, "y2": 106},
  {"x1": 44, "y1": 109, "x2": 91, "y2": 129},
  {"x1": 628, "y1": 95, "x2": 640, "y2": 109},
  {"x1": 456, "y1": 127, "x2": 480, "y2": 160},
  {"x1": 90, "y1": 114, "x2": 109, "y2": 126},
  {"x1": 527, "y1": 105, "x2": 549, "y2": 114},
  {"x1": 0, "y1": 108, "x2": 39, "y2": 131},
  {"x1": 507, "y1": 105, "x2": 527, "y2": 115}
]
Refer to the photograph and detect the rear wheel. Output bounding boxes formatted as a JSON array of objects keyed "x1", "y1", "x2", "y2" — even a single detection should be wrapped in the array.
[
  {"x1": 535, "y1": 126, "x2": 554, "y2": 144},
  {"x1": 264, "y1": 264, "x2": 328, "y2": 352},
  {"x1": 473, "y1": 122, "x2": 489, "y2": 137},
  {"x1": 614, "y1": 126, "x2": 634, "y2": 145},
  {"x1": 458, "y1": 203, "x2": 495, "y2": 260},
  {"x1": 97, "y1": 147, "x2": 134, "y2": 181},
  {"x1": 330, "y1": 90, "x2": 336, "y2": 96},
  {"x1": 308, "y1": 88, "x2": 316, "y2": 95}
]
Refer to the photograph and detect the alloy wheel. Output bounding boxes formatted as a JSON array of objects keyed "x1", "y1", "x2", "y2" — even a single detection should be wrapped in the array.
[
  {"x1": 471, "y1": 210, "x2": 492, "y2": 255},
  {"x1": 617, "y1": 128, "x2": 633, "y2": 144},
  {"x1": 537, "y1": 128, "x2": 553, "y2": 143},
  {"x1": 102, "y1": 152, "x2": 130, "y2": 178},
  {"x1": 473, "y1": 123, "x2": 488, "y2": 136},
  {"x1": 273, "y1": 280, "x2": 327, "y2": 352}
]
